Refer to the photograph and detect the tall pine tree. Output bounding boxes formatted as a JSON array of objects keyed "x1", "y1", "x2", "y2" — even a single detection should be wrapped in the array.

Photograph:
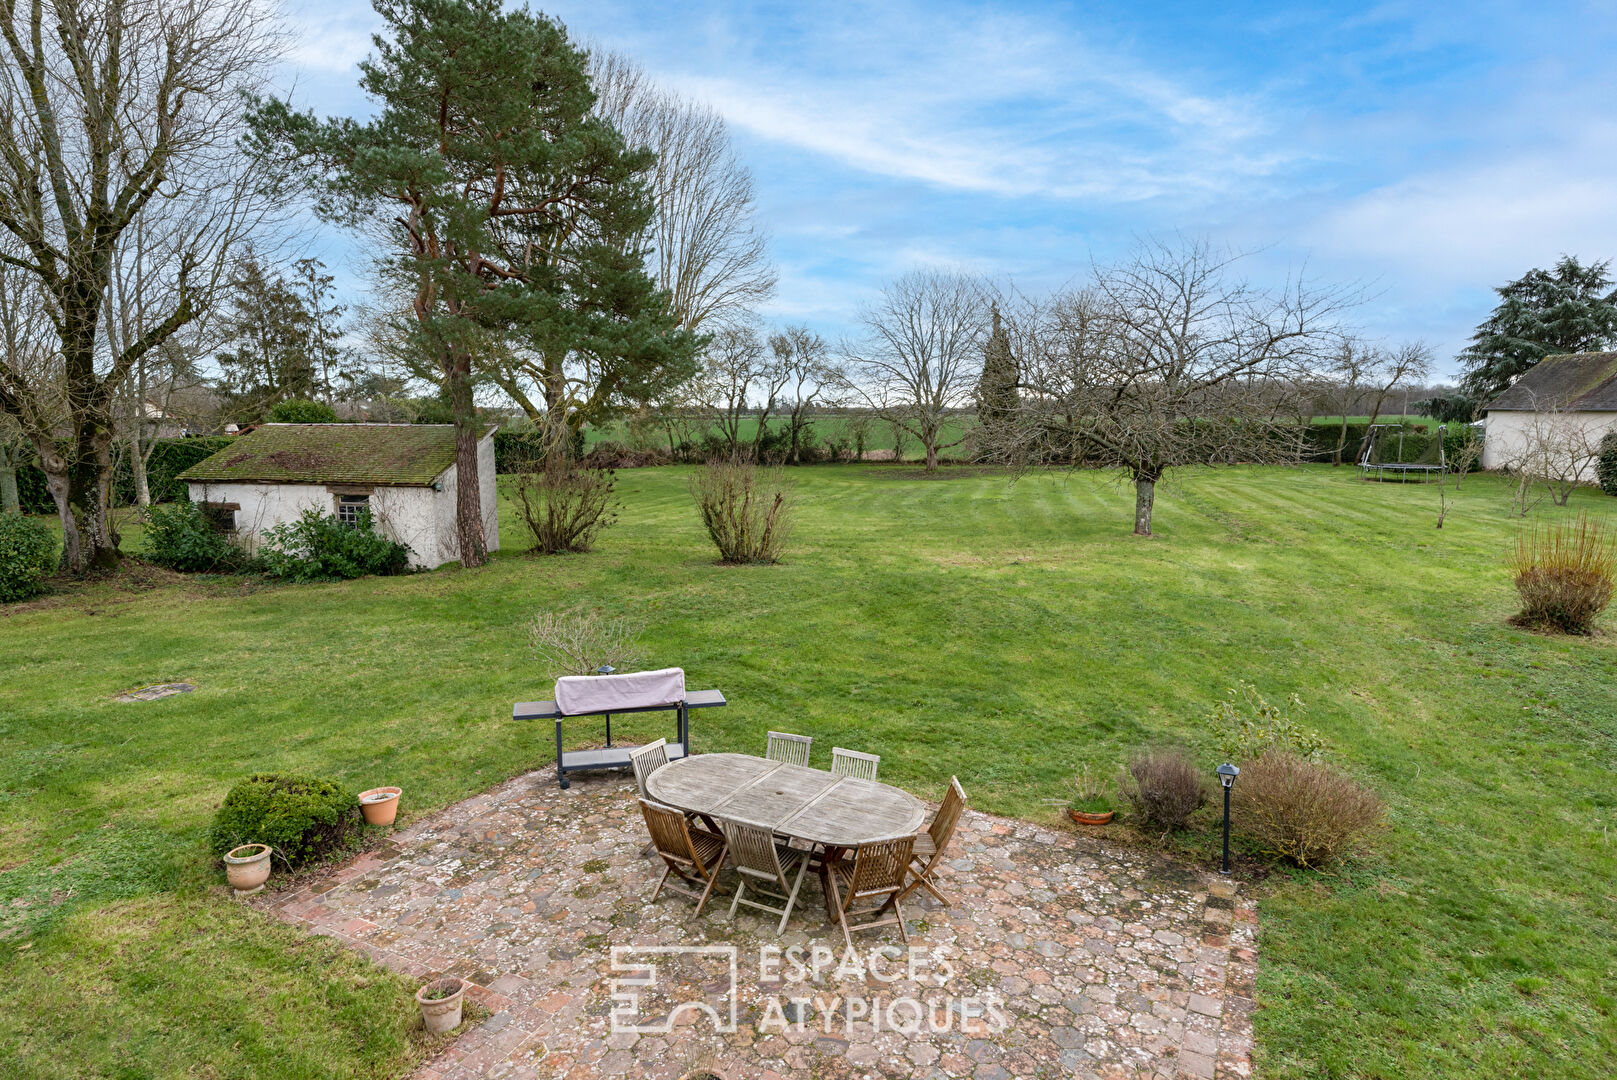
[
  {"x1": 248, "y1": 0, "x2": 694, "y2": 567},
  {"x1": 974, "y1": 304, "x2": 1019, "y2": 460},
  {"x1": 1459, "y1": 255, "x2": 1617, "y2": 404}
]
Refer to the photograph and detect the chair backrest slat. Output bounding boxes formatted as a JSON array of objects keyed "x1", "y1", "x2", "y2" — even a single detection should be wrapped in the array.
[
  {"x1": 848, "y1": 834, "x2": 915, "y2": 899},
  {"x1": 629, "y1": 738, "x2": 670, "y2": 797},
  {"x1": 720, "y1": 818, "x2": 785, "y2": 883},
  {"x1": 765, "y1": 731, "x2": 813, "y2": 767},
  {"x1": 830, "y1": 747, "x2": 880, "y2": 781},
  {"x1": 639, "y1": 798, "x2": 705, "y2": 871},
  {"x1": 927, "y1": 776, "x2": 968, "y2": 852}
]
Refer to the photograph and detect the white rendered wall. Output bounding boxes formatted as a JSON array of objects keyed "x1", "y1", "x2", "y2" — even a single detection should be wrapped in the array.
[
  {"x1": 185, "y1": 480, "x2": 452, "y2": 569},
  {"x1": 1482, "y1": 410, "x2": 1617, "y2": 479}
]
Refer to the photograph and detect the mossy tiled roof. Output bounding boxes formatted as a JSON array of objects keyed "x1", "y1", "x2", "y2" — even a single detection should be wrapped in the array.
[
  {"x1": 176, "y1": 424, "x2": 458, "y2": 486},
  {"x1": 1487, "y1": 352, "x2": 1617, "y2": 412}
]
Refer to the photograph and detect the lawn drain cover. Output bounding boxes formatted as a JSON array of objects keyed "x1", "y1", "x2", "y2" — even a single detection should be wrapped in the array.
[{"x1": 114, "y1": 682, "x2": 196, "y2": 702}]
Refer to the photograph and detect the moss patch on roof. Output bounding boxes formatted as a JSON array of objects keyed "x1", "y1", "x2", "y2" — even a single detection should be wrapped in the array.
[
  {"x1": 1487, "y1": 351, "x2": 1617, "y2": 412},
  {"x1": 176, "y1": 424, "x2": 459, "y2": 486}
]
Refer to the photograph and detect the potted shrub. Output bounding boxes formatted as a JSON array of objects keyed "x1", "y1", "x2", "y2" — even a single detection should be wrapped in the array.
[
  {"x1": 416, "y1": 976, "x2": 466, "y2": 1034},
  {"x1": 1067, "y1": 766, "x2": 1115, "y2": 826},
  {"x1": 359, "y1": 786, "x2": 402, "y2": 826},
  {"x1": 222, "y1": 843, "x2": 273, "y2": 896}
]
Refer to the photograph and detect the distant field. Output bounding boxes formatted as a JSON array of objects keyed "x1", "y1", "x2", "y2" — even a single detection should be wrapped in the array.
[
  {"x1": 581, "y1": 413, "x2": 1444, "y2": 458},
  {"x1": 1311, "y1": 414, "x2": 1443, "y2": 429},
  {"x1": 583, "y1": 414, "x2": 970, "y2": 459}
]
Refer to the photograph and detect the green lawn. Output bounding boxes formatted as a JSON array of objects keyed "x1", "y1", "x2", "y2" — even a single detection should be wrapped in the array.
[{"x1": 2, "y1": 464, "x2": 1615, "y2": 1078}]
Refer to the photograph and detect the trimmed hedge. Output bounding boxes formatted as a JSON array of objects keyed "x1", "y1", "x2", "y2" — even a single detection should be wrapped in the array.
[
  {"x1": 209, "y1": 773, "x2": 358, "y2": 867},
  {"x1": 0, "y1": 513, "x2": 58, "y2": 603},
  {"x1": 1302, "y1": 422, "x2": 1480, "y2": 472},
  {"x1": 17, "y1": 436, "x2": 236, "y2": 510}
]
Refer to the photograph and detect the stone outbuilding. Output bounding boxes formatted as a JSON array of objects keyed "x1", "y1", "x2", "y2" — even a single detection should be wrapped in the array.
[
  {"x1": 1481, "y1": 351, "x2": 1617, "y2": 478},
  {"x1": 176, "y1": 423, "x2": 498, "y2": 569}
]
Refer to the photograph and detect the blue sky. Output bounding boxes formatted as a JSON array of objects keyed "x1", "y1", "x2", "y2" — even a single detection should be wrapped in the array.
[{"x1": 279, "y1": 0, "x2": 1617, "y2": 379}]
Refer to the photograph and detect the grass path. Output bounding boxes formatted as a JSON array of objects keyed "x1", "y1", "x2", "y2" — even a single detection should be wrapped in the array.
[{"x1": 1, "y1": 464, "x2": 1614, "y2": 1078}]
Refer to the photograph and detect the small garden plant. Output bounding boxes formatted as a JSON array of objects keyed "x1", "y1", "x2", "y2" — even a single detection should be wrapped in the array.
[
  {"x1": 1120, "y1": 748, "x2": 1206, "y2": 834},
  {"x1": 1205, "y1": 680, "x2": 1325, "y2": 762},
  {"x1": 690, "y1": 459, "x2": 793, "y2": 564},
  {"x1": 1068, "y1": 765, "x2": 1115, "y2": 816},
  {"x1": 1233, "y1": 751, "x2": 1384, "y2": 867}
]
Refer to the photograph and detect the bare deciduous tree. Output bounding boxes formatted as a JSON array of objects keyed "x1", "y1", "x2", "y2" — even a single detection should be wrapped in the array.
[
  {"x1": 984, "y1": 239, "x2": 1349, "y2": 535},
  {"x1": 1323, "y1": 340, "x2": 1432, "y2": 465},
  {"x1": 1498, "y1": 393, "x2": 1603, "y2": 514},
  {"x1": 588, "y1": 50, "x2": 775, "y2": 332},
  {"x1": 846, "y1": 270, "x2": 986, "y2": 473},
  {"x1": 769, "y1": 325, "x2": 843, "y2": 464},
  {"x1": 0, "y1": 0, "x2": 282, "y2": 571},
  {"x1": 691, "y1": 324, "x2": 768, "y2": 458}
]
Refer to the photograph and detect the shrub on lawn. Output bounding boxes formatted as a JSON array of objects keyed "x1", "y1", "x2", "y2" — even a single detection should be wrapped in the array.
[
  {"x1": 260, "y1": 508, "x2": 411, "y2": 582},
  {"x1": 1232, "y1": 751, "x2": 1383, "y2": 867},
  {"x1": 143, "y1": 501, "x2": 252, "y2": 573},
  {"x1": 1205, "y1": 681, "x2": 1324, "y2": 763},
  {"x1": 209, "y1": 773, "x2": 358, "y2": 867},
  {"x1": 528, "y1": 608, "x2": 643, "y2": 677},
  {"x1": 1598, "y1": 432, "x2": 1617, "y2": 497},
  {"x1": 1509, "y1": 512, "x2": 1616, "y2": 634},
  {"x1": 510, "y1": 463, "x2": 619, "y2": 554},
  {"x1": 0, "y1": 512, "x2": 57, "y2": 603},
  {"x1": 1121, "y1": 748, "x2": 1207, "y2": 832},
  {"x1": 691, "y1": 459, "x2": 792, "y2": 564}
]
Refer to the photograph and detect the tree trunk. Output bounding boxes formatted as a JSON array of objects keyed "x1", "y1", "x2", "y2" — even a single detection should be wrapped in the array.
[
  {"x1": 1133, "y1": 474, "x2": 1155, "y2": 536},
  {"x1": 447, "y1": 355, "x2": 488, "y2": 568},
  {"x1": 0, "y1": 445, "x2": 17, "y2": 513},
  {"x1": 925, "y1": 441, "x2": 938, "y2": 472},
  {"x1": 1332, "y1": 415, "x2": 1350, "y2": 466}
]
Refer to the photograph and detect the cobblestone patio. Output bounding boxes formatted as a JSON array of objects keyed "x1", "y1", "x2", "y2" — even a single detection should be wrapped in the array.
[{"x1": 257, "y1": 769, "x2": 1257, "y2": 1080}]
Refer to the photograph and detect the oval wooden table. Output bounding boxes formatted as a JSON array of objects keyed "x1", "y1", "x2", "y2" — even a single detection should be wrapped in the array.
[{"x1": 644, "y1": 752, "x2": 926, "y2": 848}]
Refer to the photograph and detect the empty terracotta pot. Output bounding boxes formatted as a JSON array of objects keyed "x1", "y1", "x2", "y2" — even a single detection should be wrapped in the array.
[
  {"x1": 1068, "y1": 808, "x2": 1115, "y2": 826},
  {"x1": 359, "y1": 787, "x2": 402, "y2": 826},
  {"x1": 223, "y1": 843, "x2": 272, "y2": 895},
  {"x1": 416, "y1": 977, "x2": 465, "y2": 1034}
]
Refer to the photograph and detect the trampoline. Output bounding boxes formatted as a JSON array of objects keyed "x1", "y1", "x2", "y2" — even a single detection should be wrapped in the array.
[{"x1": 1358, "y1": 423, "x2": 1447, "y2": 482}]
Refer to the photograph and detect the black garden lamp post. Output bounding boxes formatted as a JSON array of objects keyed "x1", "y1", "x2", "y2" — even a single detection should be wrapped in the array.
[{"x1": 1216, "y1": 763, "x2": 1239, "y2": 875}]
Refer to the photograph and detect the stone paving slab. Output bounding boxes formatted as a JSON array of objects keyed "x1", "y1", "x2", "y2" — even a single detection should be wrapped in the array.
[{"x1": 257, "y1": 769, "x2": 1257, "y2": 1080}]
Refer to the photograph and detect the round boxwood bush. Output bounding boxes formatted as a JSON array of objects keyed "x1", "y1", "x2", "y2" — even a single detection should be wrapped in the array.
[
  {"x1": 0, "y1": 512, "x2": 59, "y2": 603},
  {"x1": 209, "y1": 773, "x2": 358, "y2": 868}
]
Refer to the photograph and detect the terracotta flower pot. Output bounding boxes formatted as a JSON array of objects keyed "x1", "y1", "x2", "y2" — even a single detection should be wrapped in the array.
[
  {"x1": 1068, "y1": 808, "x2": 1115, "y2": 826},
  {"x1": 222, "y1": 843, "x2": 272, "y2": 895},
  {"x1": 359, "y1": 787, "x2": 402, "y2": 826},
  {"x1": 416, "y1": 977, "x2": 465, "y2": 1035}
]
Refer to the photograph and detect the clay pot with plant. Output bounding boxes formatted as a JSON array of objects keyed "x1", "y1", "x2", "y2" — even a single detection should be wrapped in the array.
[
  {"x1": 359, "y1": 786, "x2": 402, "y2": 826},
  {"x1": 417, "y1": 976, "x2": 466, "y2": 1034},
  {"x1": 222, "y1": 843, "x2": 273, "y2": 895},
  {"x1": 1066, "y1": 765, "x2": 1116, "y2": 826}
]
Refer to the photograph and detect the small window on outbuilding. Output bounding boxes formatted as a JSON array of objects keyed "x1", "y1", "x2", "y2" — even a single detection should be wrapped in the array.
[
  {"x1": 199, "y1": 502, "x2": 238, "y2": 535},
  {"x1": 336, "y1": 494, "x2": 370, "y2": 528}
]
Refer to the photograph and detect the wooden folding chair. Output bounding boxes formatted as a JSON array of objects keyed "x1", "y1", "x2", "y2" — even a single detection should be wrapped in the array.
[
  {"x1": 765, "y1": 731, "x2": 813, "y2": 767},
  {"x1": 901, "y1": 776, "x2": 967, "y2": 907},
  {"x1": 720, "y1": 817, "x2": 812, "y2": 934},
  {"x1": 822, "y1": 834, "x2": 915, "y2": 951},
  {"x1": 639, "y1": 798, "x2": 727, "y2": 917},
  {"x1": 830, "y1": 747, "x2": 880, "y2": 781},
  {"x1": 629, "y1": 738, "x2": 670, "y2": 797}
]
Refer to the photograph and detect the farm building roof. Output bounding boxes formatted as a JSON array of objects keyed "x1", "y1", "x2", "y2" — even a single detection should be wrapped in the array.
[
  {"x1": 176, "y1": 424, "x2": 465, "y2": 487},
  {"x1": 1485, "y1": 351, "x2": 1617, "y2": 412}
]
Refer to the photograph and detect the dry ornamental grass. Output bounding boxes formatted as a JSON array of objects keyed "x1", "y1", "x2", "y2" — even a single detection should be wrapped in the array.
[{"x1": 1509, "y1": 512, "x2": 1615, "y2": 635}]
